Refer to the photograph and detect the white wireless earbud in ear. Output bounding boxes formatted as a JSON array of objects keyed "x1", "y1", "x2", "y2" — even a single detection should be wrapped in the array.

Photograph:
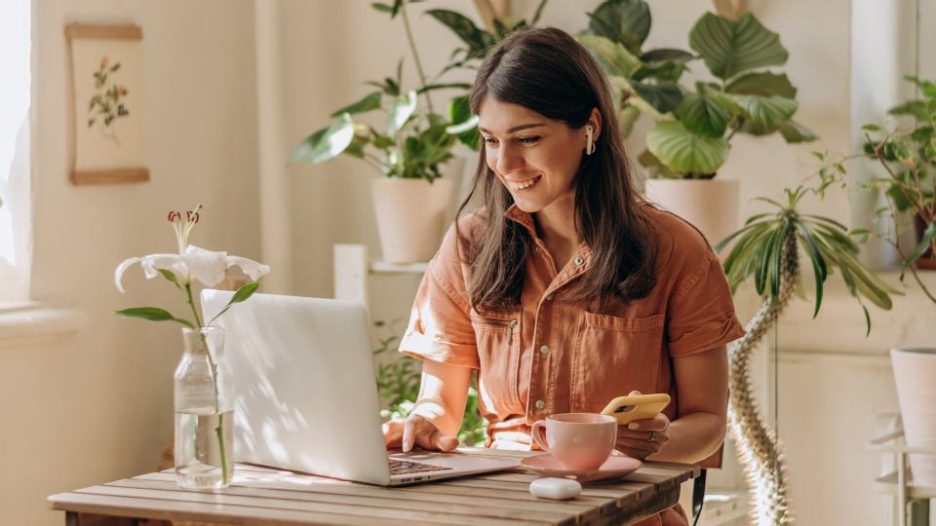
[{"x1": 585, "y1": 125, "x2": 596, "y2": 155}]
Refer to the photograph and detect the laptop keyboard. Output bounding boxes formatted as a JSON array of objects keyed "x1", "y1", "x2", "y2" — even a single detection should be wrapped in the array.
[{"x1": 388, "y1": 458, "x2": 454, "y2": 475}]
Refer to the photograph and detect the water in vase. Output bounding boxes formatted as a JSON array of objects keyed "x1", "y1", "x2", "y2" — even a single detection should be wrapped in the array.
[{"x1": 174, "y1": 409, "x2": 234, "y2": 489}]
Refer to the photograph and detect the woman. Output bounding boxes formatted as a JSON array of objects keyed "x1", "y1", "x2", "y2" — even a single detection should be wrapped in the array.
[{"x1": 383, "y1": 27, "x2": 744, "y2": 525}]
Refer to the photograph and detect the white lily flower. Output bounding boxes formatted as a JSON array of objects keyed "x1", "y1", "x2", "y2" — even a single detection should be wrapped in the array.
[{"x1": 115, "y1": 244, "x2": 271, "y2": 293}]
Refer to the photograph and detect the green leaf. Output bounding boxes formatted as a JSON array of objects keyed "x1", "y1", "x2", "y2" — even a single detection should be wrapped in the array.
[
  {"x1": 330, "y1": 91, "x2": 382, "y2": 117},
  {"x1": 904, "y1": 75, "x2": 936, "y2": 98},
  {"x1": 726, "y1": 93, "x2": 798, "y2": 133},
  {"x1": 902, "y1": 220, "x2": 936, "y2": 272},
  {"x1": 861, "y1": 123, "x2": 881, "y2": 132},
  {"x1": 636, "y1": 149, "x2": 676, "y2": 179},
  {"x1": 232, "y1": 281, "x2": 261, "y2": 303},
  {"x1": 291, "y1": 113, "x2": 356, "y2": 164},
  {"x1": 371, "y1": 3, "x2": 392, "y2": 13},
  {"x1": 779, "y1": 120, "x2": 819, "y2": 143},
  {"x1": 206, "y1": 282, "x2": 262, "y2": 326},
  {"x1": 689, "y1": 12, "x2": 789, "y2": 80},
  {"x1": 726, "y1": 72, "x2": 797, "y2": 98},
  {"x1": 530, "y1": 0, "x2": 548, "y2": 25},
  {"x1": 587, "y1": 0, "x2": 651, "y2": 53},
  {"x1": 157, "y1": 269, "x2": 181, "y2": 289},
  {"x1": 425, "y1": 9, "x2": 491, "y2": 55},
  {"x1": 387, "y1": 90, "x2": 418, "y2": 136},
  {"x1": 674, "y1": 92, "x2": 730, "y2": 138},
  {"x1": 794, "y1": 221, "x2": 828, "y2": 317},
  {"x1": 448, "y1": 96, "x2": 479, "y2": 150},
  {"x1": 646, "y1": 120, "x2": 730, "y2": 176},
  {"x1": 617, "y1": 105, "x2": 641, "y2": 138},
  {"x1": 640, "y1": 48, "x2": 694, "y2": 64},
  {"x1": 115, "y1": 307, "x2": 194, "y2": 328},
  {"x1": 416, "y1": 82, "x2": 472, "y2": 95},
  {"x1": 577, "y1": 34, "x2": 641, "y2": 78},
  {"x1": 888, "y1": 100, "x2": 929, "y2": 121},
  {"x1": 631, "y1": 82, "x2": 683, "y2": 114}
]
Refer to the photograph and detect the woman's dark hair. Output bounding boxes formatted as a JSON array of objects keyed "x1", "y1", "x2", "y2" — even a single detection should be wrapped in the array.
[{"x1": 454, "y1": 26, "x2": 658, "y2": 312}]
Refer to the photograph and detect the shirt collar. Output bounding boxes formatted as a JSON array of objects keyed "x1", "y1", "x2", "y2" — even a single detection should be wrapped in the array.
[{"x1": 503, "y1": 204, "x2": 593, "y2": 267}]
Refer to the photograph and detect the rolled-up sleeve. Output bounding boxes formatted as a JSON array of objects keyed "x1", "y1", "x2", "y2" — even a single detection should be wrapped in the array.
[
  {"x1": 399, "y1": 225, "x2": 479, "y2": 369},
  {"x1": 667, "y1": 252, "x2": 745, "y2": 357}
]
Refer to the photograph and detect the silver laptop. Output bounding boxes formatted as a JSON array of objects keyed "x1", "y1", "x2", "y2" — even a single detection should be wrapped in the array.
[{"x1": 200, "y1": 289, "x2": 520, "y2": 486}]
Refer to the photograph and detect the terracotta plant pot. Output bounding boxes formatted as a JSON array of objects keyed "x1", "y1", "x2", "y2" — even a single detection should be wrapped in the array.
[
  {"x1": 891, "y1": 347, "x2": 936, "y2": 485},
  {"x1": 371, "y1": 177, "x2": 455, "y2": 263},
  {"x1": 645, "y1": 179, "x2": 740, "y2": 247}
]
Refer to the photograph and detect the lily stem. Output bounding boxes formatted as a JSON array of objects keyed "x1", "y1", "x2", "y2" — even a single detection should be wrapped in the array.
[{"x1": 184, "y1": 283, "x2": 230, "y2": 484}]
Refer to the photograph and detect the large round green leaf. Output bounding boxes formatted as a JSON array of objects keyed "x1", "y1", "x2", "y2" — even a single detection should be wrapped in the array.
[
  {"x1": 726, "y1": 93, "x2": 798, "y2": 131},
  {"x1": 674, "y1": 92, "x2": 730, "y2": 138},
  {"x1": 578, "y1": 34, "x2": 641, "y2": 78},
  {"x1": 291, "y1": 113, "x2": 355, "y2": 164},
  {"x1": 630, "y1": 82, "x2": 683, "y2": 114},
  {"x1": 689, "y1": 12, "x2": 788, "y2": 80},
  {"x1": 646, "y1": 120, "x2": 730, "y2": 175},
  {"x1": 726, "y1": 72, "x2": 797, "y2": 98},
  {"x1": 586, "y1": 0, "x2": 651, "y2": 53}
]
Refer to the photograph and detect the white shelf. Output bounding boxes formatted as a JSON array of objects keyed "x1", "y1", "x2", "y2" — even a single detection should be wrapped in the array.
[
  {"x1": 334, "y1": 244, "x2": 429, "y2": 314},
  {"x1": 369, "y1": 261, "x2": 428, "y2": 274}
]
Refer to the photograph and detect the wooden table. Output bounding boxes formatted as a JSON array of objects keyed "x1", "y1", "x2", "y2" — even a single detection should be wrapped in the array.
[{"x1": 49, "y1": 449, "x2": 698, "y2": 525}]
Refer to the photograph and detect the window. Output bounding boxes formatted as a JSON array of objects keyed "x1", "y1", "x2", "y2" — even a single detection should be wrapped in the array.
[{"x1": 0, "y1": 0, "x2": 31, "y2": 302}]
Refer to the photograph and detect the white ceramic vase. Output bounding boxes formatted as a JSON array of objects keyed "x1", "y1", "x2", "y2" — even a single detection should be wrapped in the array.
[
  {"x1": 645, "y1": 179, "x2": 740, "y2": 247},
  {"x1": 371, "y1": 176, "x2": 455, "y2": 263},
  {"x1": 890, "y1": 347, "x2": 936, "y2": 485}
]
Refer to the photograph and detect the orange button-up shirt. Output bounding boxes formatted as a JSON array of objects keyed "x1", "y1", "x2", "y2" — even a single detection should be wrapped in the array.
[{"x1": 400, "y1": 204, "x2": 744, "y2": 526}]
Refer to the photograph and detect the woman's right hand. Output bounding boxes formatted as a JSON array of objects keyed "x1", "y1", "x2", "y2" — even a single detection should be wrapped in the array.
[{"x1": 382, "y1": 414, "x2": 459, "y2": 453}]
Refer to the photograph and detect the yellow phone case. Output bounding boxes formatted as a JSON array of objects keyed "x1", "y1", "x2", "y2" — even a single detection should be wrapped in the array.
[{"x1": 600, "y1": 393, "x2": 671, "y2": 425}]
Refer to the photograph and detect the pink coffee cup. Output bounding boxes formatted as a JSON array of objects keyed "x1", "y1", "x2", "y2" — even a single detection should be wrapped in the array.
[{"x1": 530, "y1": 413, "x2": 617, "y2": 470}]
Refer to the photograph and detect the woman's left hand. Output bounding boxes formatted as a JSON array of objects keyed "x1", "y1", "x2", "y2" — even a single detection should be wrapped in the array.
[{"x1": 614, "y1": 412, "x2": 670, "y2": 460}]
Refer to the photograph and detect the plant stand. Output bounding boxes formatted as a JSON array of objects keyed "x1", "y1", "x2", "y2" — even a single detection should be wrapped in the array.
[{"x1": 869, "y1": 416, "x2": 936, "y2": 526}]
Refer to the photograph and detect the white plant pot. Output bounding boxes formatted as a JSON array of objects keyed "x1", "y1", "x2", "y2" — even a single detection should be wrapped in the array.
[
  {"x1": 891, "y1": 347, "x2": 936, "y2": 485},
  {"x1": 645, "y1": 179, "x2": 740, "y2": 247},
  {"x1": 371, "y1": 177, "x2": 455, "y2": 263}
]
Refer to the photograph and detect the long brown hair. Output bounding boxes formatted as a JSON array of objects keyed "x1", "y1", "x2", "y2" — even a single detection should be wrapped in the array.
[{"x1": 455, "y1": 27, "x2": 658, "y2": 312}]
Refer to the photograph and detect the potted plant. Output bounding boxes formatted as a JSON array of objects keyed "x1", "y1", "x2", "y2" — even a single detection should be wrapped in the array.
[
  {"x1": 292, "y1": 0, "x2": 477, "y2": 263},
  {"x1": 578, "y1": 1, "x2": 818, "y2": 244},
  {"x1": 847, "y1": 74, "x2": 936, "y2": 487},
  {"x1": 715, "y1": 182, "x2": 899, "y2": 524}
]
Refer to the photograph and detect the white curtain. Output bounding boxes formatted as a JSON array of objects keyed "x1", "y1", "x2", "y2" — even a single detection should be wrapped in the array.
[{"x1": 0, "y1": 0, "x2": 31, "y2": 301}]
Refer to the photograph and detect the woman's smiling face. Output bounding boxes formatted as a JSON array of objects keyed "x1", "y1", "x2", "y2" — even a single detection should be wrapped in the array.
[{"x1": 478, "y1": 96, "x2": 591, "y2": 215}]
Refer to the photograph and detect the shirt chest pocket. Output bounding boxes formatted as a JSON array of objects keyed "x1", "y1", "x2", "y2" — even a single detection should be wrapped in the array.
[
  {"x1": 470, "y1": 312, "x2": 522, "y2": 416},
  {"x1": 572, "y1": 311, "x2": 664, "y2": 413}
]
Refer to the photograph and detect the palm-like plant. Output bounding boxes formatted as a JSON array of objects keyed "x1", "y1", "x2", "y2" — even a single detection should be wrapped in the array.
[
  {"x1": 713, "y1": 185, "x2": 899, "y2": 525},
  {"x1": 717, "y1": 185, "x2": 900, "y2": 333}
]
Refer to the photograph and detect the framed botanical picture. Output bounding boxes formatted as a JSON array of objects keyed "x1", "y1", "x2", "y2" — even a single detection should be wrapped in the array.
[{"x1": 65, "y1": 24, "x2": 148, "y2": 185}]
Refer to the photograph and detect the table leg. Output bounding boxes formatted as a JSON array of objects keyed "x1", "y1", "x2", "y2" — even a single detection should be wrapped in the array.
[{"x1": 66, "y1": 512, "x2": 78, "y2": 526}]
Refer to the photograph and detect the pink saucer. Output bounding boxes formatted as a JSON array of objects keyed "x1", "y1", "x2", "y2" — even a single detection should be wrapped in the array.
[{"x1": 520, "y1": 454, "x2": 642, "y2": 483}]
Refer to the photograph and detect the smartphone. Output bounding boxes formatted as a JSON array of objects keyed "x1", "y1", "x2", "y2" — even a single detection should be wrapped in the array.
[{"x1": 600, "y1": 393, "x2": 671, "y2": 425}]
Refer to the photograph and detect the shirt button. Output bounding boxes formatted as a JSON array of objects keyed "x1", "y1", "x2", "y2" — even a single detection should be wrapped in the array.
[
  {"x1": 574, "y1": 256, "x2": 585, "y2": 267},
  {"x1": 540, "y1": 344, "x2": 550, "y2": 355},
  {"x1": 534, "y1": 399, "x2": 546, "y2": 411}
]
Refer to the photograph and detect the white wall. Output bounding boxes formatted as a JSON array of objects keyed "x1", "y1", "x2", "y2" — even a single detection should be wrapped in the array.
[
  {"x1": 8, "y1": 1, "x2": 932, "y2": 525},
  {"x1": 0, "y1": 1, "x2": 260, "y2": 525}
]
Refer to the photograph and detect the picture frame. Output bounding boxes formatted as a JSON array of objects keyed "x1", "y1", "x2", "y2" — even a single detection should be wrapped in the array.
[{"x1": 65, "y1": 24, "x2": 148, "y2": 185}]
